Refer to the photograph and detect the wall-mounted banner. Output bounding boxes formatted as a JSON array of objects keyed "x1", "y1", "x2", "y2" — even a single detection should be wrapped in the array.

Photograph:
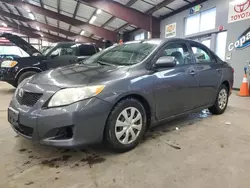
[
  {"x1": 228, "y1": 0, "x2": 250, "y2": 23},
  {"x1": 165, "y1": 22, "x2": 176, "y2": 38},
  {"x1": 228, "y1": 26, "x2": 250, "y2": 51}
]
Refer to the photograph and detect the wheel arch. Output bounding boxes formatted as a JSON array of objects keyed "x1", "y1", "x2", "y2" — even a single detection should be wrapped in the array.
[
  {"x1": 15, "y1": 67, "x2": 42, "y2": 81},
  {"x1": 221, "y1": 80, "x2": 230, "y2": 92},
  {"x1": 103, "y1": 92, "x2": 153, "y2": 140}
]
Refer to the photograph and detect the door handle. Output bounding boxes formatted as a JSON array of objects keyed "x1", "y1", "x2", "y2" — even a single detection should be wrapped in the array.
[{"x1": 189, "y1": 70, "x2": 197, "y2": 76}]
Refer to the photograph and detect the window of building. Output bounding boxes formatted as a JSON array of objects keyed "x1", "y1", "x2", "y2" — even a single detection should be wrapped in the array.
[
  {"x1": 134, "y1": 33, "x2": 145, "y2": 40},
  {"x1": 185, "y1": 8, "x2": 216, "y2": 36},
  {"x1": 79, "y1": 44, "x2": 96, "y2": 56}
]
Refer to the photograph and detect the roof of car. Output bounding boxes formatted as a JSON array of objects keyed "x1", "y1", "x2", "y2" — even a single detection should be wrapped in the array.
[
  {"x1": 56, "y1": 42, "x2": 97, "y2": 45},
  {"x1": 124, "y1": 38, "x2": 195, "y2": 46}
]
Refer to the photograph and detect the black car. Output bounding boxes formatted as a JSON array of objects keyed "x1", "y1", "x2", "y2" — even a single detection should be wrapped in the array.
[{"x1": 0, "y1": 33, "x2": 99, "y2": 87}]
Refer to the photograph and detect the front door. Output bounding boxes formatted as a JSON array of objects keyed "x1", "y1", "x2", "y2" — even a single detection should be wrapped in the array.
[
  {"x1": 46, "y1": 43, "x2": 78, "y2": 69},
  {"x1": 153, "y1": 42, "x2": 199, "y2": 120},
  {"x1": 190, "y1": 42, "x2": 223, "y2": 107}
]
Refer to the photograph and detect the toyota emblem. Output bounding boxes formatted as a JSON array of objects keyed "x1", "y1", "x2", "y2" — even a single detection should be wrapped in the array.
[
  {"x1": 234, "y1": 0, "x2": 250, "y2": 13},
  {"x1": 19, "y1": 88, "x2": 24, "y2": 98}
]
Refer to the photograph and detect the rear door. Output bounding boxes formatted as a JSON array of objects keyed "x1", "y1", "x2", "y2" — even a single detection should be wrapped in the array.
[
  {"x1": 190, "y1": 42, "x2": 223, "y2": 107},
  {"x1": 153, "y1": 41, "x2": 199, "y2": 120},
  {"x1": 77, "y1": 44, "x2": 97, "y2": 61},
  {"x1": 46, "y1": 43, "x2": 78, "y2": 69}
]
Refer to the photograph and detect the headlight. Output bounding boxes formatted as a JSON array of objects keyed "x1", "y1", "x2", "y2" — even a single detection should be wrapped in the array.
[
  {"x1": 48, "y1": 85, "x2": 105, "y2": 107},
  {"x1": 1, "y1": 60, "x2": 18, "y2": 68}
]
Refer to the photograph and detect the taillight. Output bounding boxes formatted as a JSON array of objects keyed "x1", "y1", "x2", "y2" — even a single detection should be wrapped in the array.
[{"x1": 232, "y1": 67, "x2": 234, "y2": 73}]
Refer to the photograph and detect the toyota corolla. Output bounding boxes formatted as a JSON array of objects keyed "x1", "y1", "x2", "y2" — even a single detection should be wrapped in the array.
[{"x1": 8, "y1": 39, "x2": 234, "y2": 152}]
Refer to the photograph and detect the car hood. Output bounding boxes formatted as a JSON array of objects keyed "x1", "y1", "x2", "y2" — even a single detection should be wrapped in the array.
[
  {"x1": 0, "y1": 33, "x2": 41, "y2": 56},
  {"x1": 30, "y1": 63, "x2": 129, "y2": 88}
]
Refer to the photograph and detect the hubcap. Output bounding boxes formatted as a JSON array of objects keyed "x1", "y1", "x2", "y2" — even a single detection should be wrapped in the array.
[
  {"x1": 218, "y1": 89, "x2": 228, "y2": 110},
  {"x1": 115, "y1": 107, "x2": 142, "y2": 145}
]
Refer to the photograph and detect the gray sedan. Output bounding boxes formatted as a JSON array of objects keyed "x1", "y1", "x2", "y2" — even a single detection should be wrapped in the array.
[{"x1": 8, "y1": 38, "x2": 234, "y2": 152}]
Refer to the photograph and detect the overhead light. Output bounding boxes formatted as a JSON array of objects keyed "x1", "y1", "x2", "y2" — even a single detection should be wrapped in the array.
[
  {"x1": 40, "y1": 34, "x2": 43, "y2": 37},
  {"x1": 75, "y1": 39, "x2": 78, "y2": 42},
  {"x1": 80, "y1": 30, "x2": 85, "y2": 35},
  {"x1": 89, "y1": 15, "x2": 97, "y2": 24},
  {"x1": 29, "y1": 12, "x2": 35, "y2": 20},
  {"x1": 36, "y1": 26, "x2": 40, "y2": 31},
  {"x1": 26, "y1": 8, "x2": 31, "y2": 12},
  {"x1": 2, "y1": 22, "x2": 7, "y2": 27},
  {"x1": 96, "y1": 9, "x2": 102, "y2": 14}
]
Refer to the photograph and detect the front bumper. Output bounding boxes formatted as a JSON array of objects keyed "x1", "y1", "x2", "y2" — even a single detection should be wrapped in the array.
[
  {"x1": 0, "y1": 67, "x2": 16, "y2": 82},
  {"x1": 8, "y1": 83, "x2": 112, "y2": 148}
]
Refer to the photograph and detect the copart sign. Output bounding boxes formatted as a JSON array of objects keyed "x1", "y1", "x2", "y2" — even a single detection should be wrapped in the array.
[
  {"x1": 228, "y1": 0, "x2": 250, "y2": 23},
  {"x1": 228, "y1": 27, "x2": 250, "y2": 51}
]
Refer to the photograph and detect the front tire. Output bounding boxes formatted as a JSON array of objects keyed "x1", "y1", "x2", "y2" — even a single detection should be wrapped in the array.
[
  {"x1": 105, "y1": 98, "x2": 147, "y2": 152},
  {"x1": 17, "y1": 71, "x2": 37, "y2": 86},
  {"x1": 209, "y1": 84, "x2": 229, "y2": 115}
]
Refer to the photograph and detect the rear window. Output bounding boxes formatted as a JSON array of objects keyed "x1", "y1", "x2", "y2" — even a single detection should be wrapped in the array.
[{"x1": 79, "y1": 45, "x2": 96, "y2": 56}]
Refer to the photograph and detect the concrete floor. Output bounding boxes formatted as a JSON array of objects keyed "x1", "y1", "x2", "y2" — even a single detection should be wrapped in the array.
[{"x1": 1, "y1": 81, "x2": 250, "y2": 188}]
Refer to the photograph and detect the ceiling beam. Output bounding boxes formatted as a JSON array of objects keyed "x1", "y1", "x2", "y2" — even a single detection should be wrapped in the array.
[
  {"x1": 0, "y1": 9, "x2": 102, "y2": 44},
  {"x1": 0, "y1": 18, "x2": 61, "y2": 42},
  {"x1": 102, "y1": 17, "x2": 115, "y2": 28},
  {"x1": 126, "y1": 0, "x2": 137, "y2": 7},
  {"x1": 0, "y1": 15, "x2": 103, "y2": 46},
  {"x1": 116, "y1": 23, "x2": 130, "y2": 32},
  {"x1": 57, "y1": 0, "x2": 60, "y2": 29},
  {"x1": 160, "y1": 0, "x2": 207, "y2": 20},
  {"x1": 2, "y1": 2, "x2": 16, "y2": 24},
  {"x1": 102, "y1": 0, "x2": 136, "y2": 32},
  {"x1": 146, "y1": 0, "x2": 175, "y2": 14},
  {"x1": 1, "y1": 0, "x2": 117, "y2": 42},
  {"x1": 39, "y1": 0, "x2": 49, "y2": 26},
  {"x1": 68, "y1": 0, "x2": 81, "y2": 32},
  {"x1": 81, "y1": 0, "x2": 160, "y2": 33}
]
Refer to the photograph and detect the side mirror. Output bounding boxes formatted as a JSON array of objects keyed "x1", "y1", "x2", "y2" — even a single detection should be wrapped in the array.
[
  {"x1": 154, "y1": 56, "x2": 176, "y2": 68},
  {"x1": 50, "y1": 53, "x2": 59, "y2": 59}
]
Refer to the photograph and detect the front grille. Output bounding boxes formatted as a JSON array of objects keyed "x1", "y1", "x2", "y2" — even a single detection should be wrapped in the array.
[{"x1": 16, "y1": 91, "x2": 43, "y2": 107}]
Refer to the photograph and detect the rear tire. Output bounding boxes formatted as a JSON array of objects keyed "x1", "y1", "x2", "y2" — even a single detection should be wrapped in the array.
[
  {"x1": 208, "y1": 84, "x2": 229, "y2": 115},
  {"x1": 105, "y1": 98, "x2": 147, "y2": 153},
  {"x1": 17, "y1": 71, "x2": 37, "y2": 86}
]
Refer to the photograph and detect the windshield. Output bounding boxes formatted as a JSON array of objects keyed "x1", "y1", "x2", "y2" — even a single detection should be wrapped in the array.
[
  {"x1": 83, "y1": 41, "x2": 158, "y2": 66},
  {"x1": 42, "y1": 43, "x2": 57, "y2": 56}
]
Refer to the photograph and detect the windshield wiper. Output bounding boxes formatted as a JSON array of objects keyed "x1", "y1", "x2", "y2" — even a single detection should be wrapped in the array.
[{"x1": 96, "y1": 61, "x2": 114, "y2": 66}]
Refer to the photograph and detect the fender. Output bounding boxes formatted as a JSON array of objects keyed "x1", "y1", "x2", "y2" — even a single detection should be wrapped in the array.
[{"x1": 109, "y1": 90, "x2": 156, "y2": 119}]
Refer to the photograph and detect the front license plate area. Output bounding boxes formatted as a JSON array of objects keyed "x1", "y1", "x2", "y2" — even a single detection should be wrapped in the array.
[{"x1": 8, "y1": 107, "x2": 19, "y2": 127}]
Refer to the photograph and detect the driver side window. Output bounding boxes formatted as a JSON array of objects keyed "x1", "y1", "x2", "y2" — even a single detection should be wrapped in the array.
[
  {"x1": 159, "y1": 43, "x2": 191, "y2": 65},
  {"x1": 50, "y1": 44, "x2": 77, "y2": 57}
]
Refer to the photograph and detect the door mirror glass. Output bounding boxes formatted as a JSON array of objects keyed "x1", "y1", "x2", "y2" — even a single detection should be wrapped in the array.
[{"x1": 154, "y1": 56, "x2": 176, "y2": 68}]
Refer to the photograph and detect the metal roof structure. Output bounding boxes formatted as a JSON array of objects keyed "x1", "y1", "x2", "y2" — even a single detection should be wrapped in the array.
[{"x1": 0, "y1": 0, "x2": 207, "y2": 44}]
